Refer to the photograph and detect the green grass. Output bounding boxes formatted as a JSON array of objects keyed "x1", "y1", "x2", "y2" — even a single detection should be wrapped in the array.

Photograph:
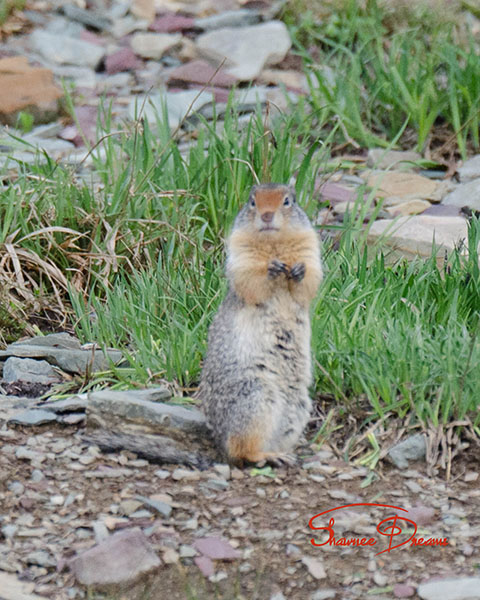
[
  {"x1": 1, "y1": 0, "x2": 480, "y2": 443},
  {"x1": 286, "y1": 0, "x2": 480, "y2": 157}
]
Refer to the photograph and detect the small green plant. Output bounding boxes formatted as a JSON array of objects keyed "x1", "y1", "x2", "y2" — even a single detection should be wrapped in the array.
[{"x1": 16, "y1": 110, "x2": 34, "y2": 134}]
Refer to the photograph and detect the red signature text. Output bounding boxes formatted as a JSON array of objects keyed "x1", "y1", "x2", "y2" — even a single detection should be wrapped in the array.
[{"x1": 309, "y1": 503, "x2": 448, "y2": 555}]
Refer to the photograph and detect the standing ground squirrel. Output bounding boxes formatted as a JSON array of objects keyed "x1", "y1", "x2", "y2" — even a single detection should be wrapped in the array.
[{"x1": 198, "y1": 183, "x2": 323, "y2": 465}]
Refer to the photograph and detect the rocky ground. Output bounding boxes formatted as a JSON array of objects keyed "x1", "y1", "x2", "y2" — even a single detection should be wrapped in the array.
[
  {"x1": 2, "y1": 0, "x2": 480, "y2": 598},
  {"x1": 0, "y1": 335, "x2": 480, "y2": 599}
]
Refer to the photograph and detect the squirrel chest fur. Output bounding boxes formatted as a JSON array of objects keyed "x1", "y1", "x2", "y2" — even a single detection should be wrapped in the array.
[{"x1": 198, "y1": 183, "x2": 323, "y2": 464}]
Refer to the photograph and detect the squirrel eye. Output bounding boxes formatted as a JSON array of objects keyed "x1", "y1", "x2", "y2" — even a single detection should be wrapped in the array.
[
  {"x1": 283, "y1": 195, "x2": 290, "y2": 206},
  {"x1": 250, "y1": 198, "x2": 255, "y2": 207}
]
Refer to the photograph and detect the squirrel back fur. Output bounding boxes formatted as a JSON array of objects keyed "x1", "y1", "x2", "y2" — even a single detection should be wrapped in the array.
[{"x1": 198, "y1": 183, "x2": 323, "y2": 464}]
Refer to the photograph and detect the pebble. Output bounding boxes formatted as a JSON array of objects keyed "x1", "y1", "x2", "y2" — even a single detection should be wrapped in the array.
[
  {"x1": 417, "y1": 577, "x2": 480, "y2": 600},
  {"x1": 131, "y1": 32, "x2": 182, "y2": 59},
  {"x1": 171, "y1": 468, "x2": 201, "y2": 481},
  {"x1": 311, "y1": 590, "x2": 336, "y2": 600}
]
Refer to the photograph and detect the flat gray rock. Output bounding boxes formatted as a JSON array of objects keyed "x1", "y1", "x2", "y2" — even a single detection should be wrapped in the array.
[
  {"x1": 68, "y1": 528, "x2": 160, "y2": 586},
  {"x1": 3, "y1": 357, "x2": 62, "y2": 385},
  {"x1": 457, "y1": 155, "x2": 480, "y2": 182},
  {"x1": 196, "y1": 21, "x2": 291, "y2": 81},
  {"x1": 195, "y1": 9, "x2": 261, "y2": 30},
  {"x1": 8, "y1": 409, "x2": 58, "y2": 426},
  {"x1": 86, "y1": 388, "x2": 206, "y2": 435},
  {"x1": 388, "y1": 433, "x2": 426, "y2": 469},
  {"x1": 418, "y1": 577, "x2": 480, "y2": 600},
  {"x1": 9, "y1": 333, "x2": 82, "y2": 350},
  {"x1": 40, "y1": 394, "x2": 89, "y2": 413},
  {"x1": 0, "y1": 334, "x2": 123, "y2": 375},
  {"x1": 29, "y1": 30, "x2": 105, "y2": 68},
  {"x1": 443, "y1": 179, "x2": 480, "y2": 210}
]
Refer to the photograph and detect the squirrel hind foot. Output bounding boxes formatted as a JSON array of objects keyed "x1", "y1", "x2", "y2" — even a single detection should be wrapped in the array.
[{"x1": 226, "y1": 433, "x2": 297, "y2": 468}]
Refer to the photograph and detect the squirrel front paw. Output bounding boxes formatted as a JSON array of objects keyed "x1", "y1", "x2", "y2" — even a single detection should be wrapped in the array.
[
  {"x1": 288, "y1": 262, "x2": 306, "y2": 282},
  {"x1": 268, "y1": 259, "x2": 289, "y2": 279}
]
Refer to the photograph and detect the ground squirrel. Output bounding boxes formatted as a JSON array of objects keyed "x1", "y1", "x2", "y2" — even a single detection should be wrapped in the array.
[{"x1": 199, "y1": 183, "x2": 323, "y2": 465}]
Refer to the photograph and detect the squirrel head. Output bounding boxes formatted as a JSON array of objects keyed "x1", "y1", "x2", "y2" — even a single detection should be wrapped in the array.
[{"x1": 245, "y1": 184, "x2": 303, "y2": 233}]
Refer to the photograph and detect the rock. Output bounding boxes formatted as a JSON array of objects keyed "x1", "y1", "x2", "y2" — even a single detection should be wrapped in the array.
[
  {"x1": 367, "y1": 149, "x2": 421, "y2": 170},
  {"x1": 365, "y1": 170, "x2": 438, "y2": 200},
  {"x1": 105, "y1": 47, "x2": 142, "y2": 74},
  {"x1": 68, "y1": 528, "x2": 160, "y2": 586},
  {"x1": 25, "y1": 550, "x2": 56, "y2": 567},
  {"x1": 399, "y1": 505, "x2": 436, "y2": 526},
  {"x1": 457, "y1": 155, "x2": 480, "y2": 182},
  {"x1": 111, "y1": 15, "x2": 149, "y2": 37},
  {"x1": 422, "y1": 204, "x2": 461, "y2": 217},
  {"x1": 384, "y1": 199, "x2": 431, "y2": 217},
  {"x1": 318, "y1": 182, "x2": 364, "y2": 204},
  {"x1": 417, "y1": 577, "x2": 480, "y2": 600},
  {"x1": 131, "y1": 32, "x2": 182, "y2": 59},
  {"x1": 167, "y1": 59, "x2": 237, "y2": 87},
  {"x1": 443, "y1": 179, "x2": 480, "y2": 211},
  {"x1": 62, "y1": 4, "x2": 111, "y2": 31},
  {"x1": 9, "y1": 410, "x2": 58, "y2": 426},
  {"x1": 172, "y1": 468, "x2": 201, "y2": 481},
  {"x1": 258, "y1": 68, "x2": 307, "y2": 90},
  {"x1": 394, "y1": 583, "x2": 415, "y2": 598},
  {"x1": 149, "y1": 14, "x2": 195, "y2": 32},
  {"x1": 0, "y1": 334, "x2": 123, "y2": 375},
  {"x1": 196, "y1": 21, "x2": 291, "y2": 81},
  {"x1": 195, "y1": 9, "x2": 262, "y2": 30},
  {"x1": 29, "y1": 30, "x2": 106, "y2": 69},
  {"x1": 40, "y1": 394, "x2": 89, "y2": 413},
  {"x1": 136, "y1": 496, "x2": 172, "y2": 518},
  {"x1": 0, "y1": 56, "x2": 63, "y2": 126},
  {"x1": 311, "y1": 590, "x2": 336, "y2": 600},
  {"x1": 0, "y1": 571, "x2": 48, "y2": 600},
  {"x1": 3, "y1": 357, "x2": 62, "y2": 385},
  {"x1": 129, "y1": 89, "x2": 214, "y2": 131},
  {"x1": 194, "y1": 555, "x2": 215, "y2": 577},
  {"x1": 193, "y1": 537, "x2": 241, "y2": 560},
  {"x1": 179, "y1": 544, "x2": 197, "y2": 558},
  {"x1": 387, "y1": 434, "x2": 427, "y2": 469},
  {"x1": 131, "y1": 0, "x2": 156, "y2": 22},
  {"x1": 270, "y1": 593, "x2": 287, "y2": 600},
  {"x1": 367, "y1": 215, "x2": 469, "y2": 261},
  {"x1": 302, "y1": 556, "x2": 327, "y2": 580}
]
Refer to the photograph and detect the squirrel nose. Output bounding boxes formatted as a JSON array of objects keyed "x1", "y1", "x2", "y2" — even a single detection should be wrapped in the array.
[{"x1": 261, "y1": 212, "x2": 274, "y2": 223}]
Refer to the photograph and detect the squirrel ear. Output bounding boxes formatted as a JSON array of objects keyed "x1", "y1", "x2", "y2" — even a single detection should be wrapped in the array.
[{"x1": 249, "y1": 186, "x2": 258, "y2": 202}]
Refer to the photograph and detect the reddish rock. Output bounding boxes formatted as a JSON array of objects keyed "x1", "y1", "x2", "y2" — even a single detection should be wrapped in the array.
[
  {"x1": 149, "y1": 13, "x2": 196, "y2": 32},
  {"x1": 60, "y1": 105, "x2": 98, "y2": 147},
  {"x1": 397, "y1": 505, "x2": 436, "y2": 527},
  {"x1": 193, "y1": 536, "x2": 241, "y2": 560},
  {"x1": 105, "y1": 47, "x2": 141, "y2": 75},
  {"x1": 68, "y1": 528, "x2": 160, "y2": 586},
  {"x1": 0, "y1": 56, "x2": 63, "y2": 125},
  {"x1": 190, "y1": 85, "x2": 231, "y2": 103},
  {"x1": 80, "y1": 30, "x2": 105, "y2": 46},
  {"x1": 167, "y1": 59, "x2": 237, "y2": 88},
  {"x1": 318, "y1": 182, "x2": 364, "y2": 204},
  {"x1": 194, "y1": 555, "x2": 215, "y2": 577},
  {"x1": 394, "y1": 583, "x2": 415, "y2": 598}
]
